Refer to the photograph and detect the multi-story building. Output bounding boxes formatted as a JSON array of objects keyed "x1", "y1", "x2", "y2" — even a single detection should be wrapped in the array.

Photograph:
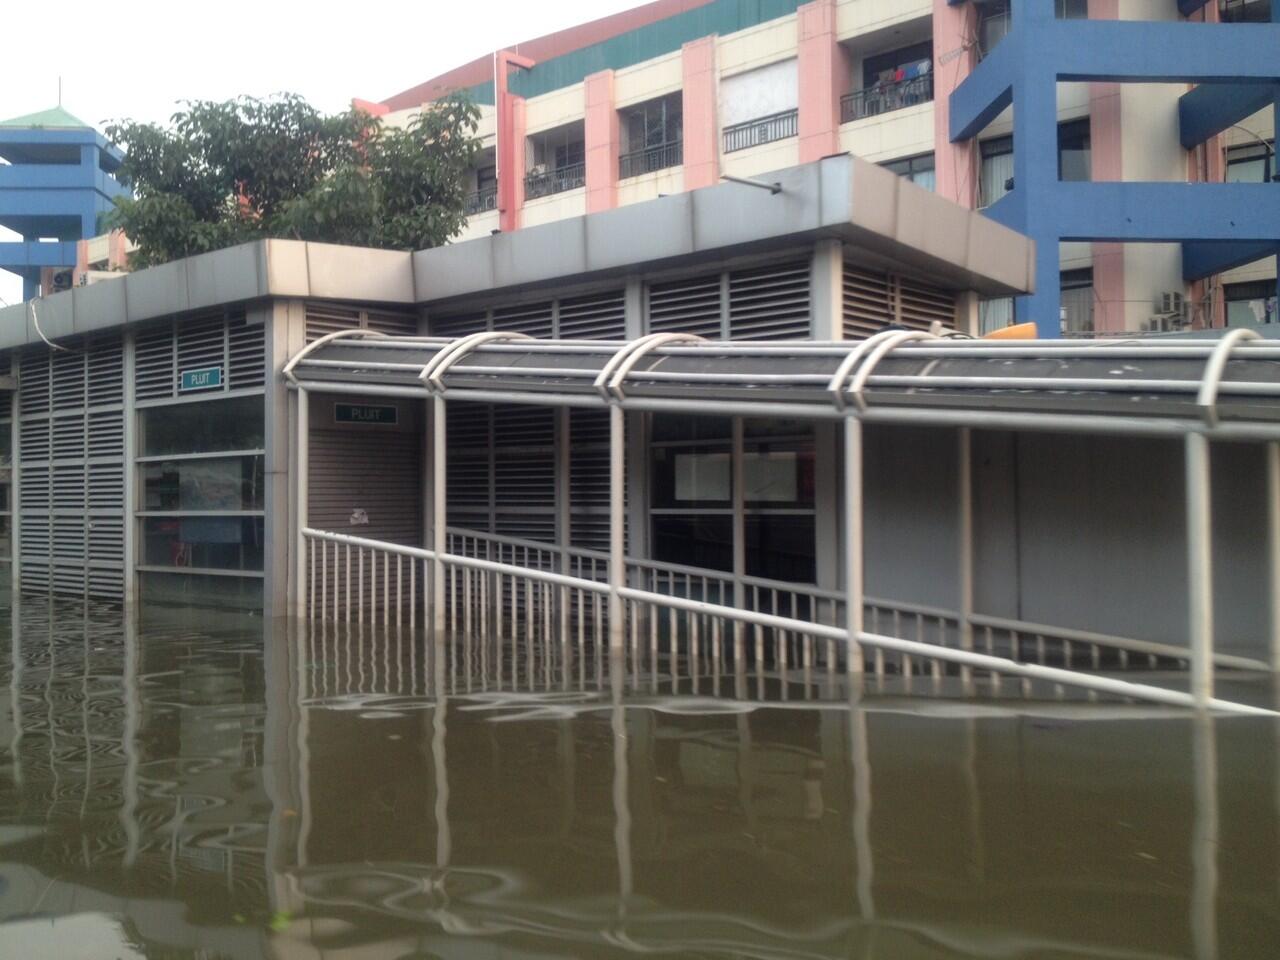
[
  {"x1": 364, "y1": 0, "x2": 1279, "y2": 337},
  {"x1": 0, "y1": 107, "x2": 129, "y2": 302}
]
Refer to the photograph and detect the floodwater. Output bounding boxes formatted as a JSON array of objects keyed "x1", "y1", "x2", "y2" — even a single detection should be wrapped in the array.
[{"x1": 1, "y1": 597, "x2": 1279, "y2": 960}]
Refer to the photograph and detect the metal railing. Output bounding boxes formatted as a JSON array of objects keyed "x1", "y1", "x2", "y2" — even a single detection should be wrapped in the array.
[
  {"x1": 300, "y1": 524, "x2": 1271, "y2": 714},
  {"x1": 619, "y1": 141, "x2": 683, "y2": 179},
  {"x1": 464, "y1": 186, "x2": 497, "y2": 216},
  {"x1": 524, "y1": 162, "x2": 586, "y2": 199},
  {"x1": 722, "y1": 109, "x2": 798, "y2": 154},
  {"x1": 840, "y1": 74, "x2": 933, "y2": 124}
]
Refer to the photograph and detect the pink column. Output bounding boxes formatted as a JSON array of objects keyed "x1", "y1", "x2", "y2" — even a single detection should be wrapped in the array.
[
  {"x1": 798, "y1": 0, "x2": 845, "y2": 163},
  {"x1": 497, "y1": 51, "x2": 536, "y2": 233},
  {"x1": 1088, "y1": 0, "x2": 1126, "y2": 332},
  {"x1": 932, "y1": 0, "x2": 979, "y2": 208},
  {"x1": 74, "y1": 239, "x2": 89, "y2": 285},
  {"x1": 107, "y1": 230, "x2": 129, "y2": 270},
  {"x1": 585, "y1": 70, "x2": 621, "y2": 213},
  {"x1": 682, "y1": 36, "x2": 719, "y2": 191}
]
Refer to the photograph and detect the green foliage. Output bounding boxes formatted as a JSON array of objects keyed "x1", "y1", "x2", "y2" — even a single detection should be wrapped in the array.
[{"x1": 105, "y1": 94, "x2": 481, "y2": 268}]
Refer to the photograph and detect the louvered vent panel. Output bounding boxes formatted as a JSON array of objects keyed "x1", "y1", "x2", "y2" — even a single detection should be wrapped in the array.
[
  {"x1": 135, "y1": 326, "x2": 177, "y2": 400},
  {"x1": 493, "y1": 301, "x2": 554, "y2": 339},
  {"x1": 88, "y1": 463, "x2": 124, "y2": 510},
  {"x1": 85, "y1": 335, "x2": 124, "y2": 406},
  {"x1": 50, "y1": 416, "x2": 85, "y2": 460},
  {"x1": 88, "y1": 519, "x2": 124, "y2": 563},
  {"x1": 446, "y1": 402, "x2": 489, "y2": 450},
  {"x1": 447, "y1": 455, "x2": 490, "y2": 511},
  {"x1": 228, "y1": 315, "x2": 265, "y2": 389},
  {"x1": 52, "y1": 565, "x2": 86, "y2": 594},
  {"x1": 87, "y1": 410, "x2": 124, "y2": 461},
  {"x1": 0, "y1": 353, "x2": 12, "y2": 421},
  {"x1": 51, "y1": 351, "x2": 86, "y2": 411},
  {"x1": 431, "y1": 312, "x2": 488, "y2": 338},
  {"x1": 20, "y1": 466, "x2": 49, "y2": 511},
  {"x1": 305, "y1": 304, "x2": 362, "y2": 342},
  {"x1": 843, "y1": 266, "x2": 894, "y2": 339},
  {"x1": 727, "y1": 262, "x2": 811, "y2": 340},
  {"x1": 647, "y1": 274, "x2": 723, "y2": 337},
  {"x1": 568, "y1": 409, "x2": 623, "y2": 552},
  {"x1": 494, "y1": 514, "x2": 556, "y2": 543},
  {"x1": 20, "y1": 420, "x2": 50, "y2": 462},
  {"x1": 52, "y1": 466, "x2": 85, "y2": 511},
  {"x1": 88, "y1": 567, "x2": 124, "y2": 599},
  {"x1": 899, "y1": 277, "x2": 956, "y2": 332},
  {"x1": 52, "y1": 517, "x2": 86, "y2": 563},
  {"x1": 493, "y1": 405, "x2": 554, "y2": 448},
  {"x1": 365, "y1": 311, "x2": 418, "y2": 337},
  {"x1": 558, "y1": 290, "x2": 626, "y2": 339},
  {"x1": 177, "y1": 316, "x2": 226, "y2": 373},
  {"x1": 19, "y1": 350, "x2": 51, "y2": 415}
]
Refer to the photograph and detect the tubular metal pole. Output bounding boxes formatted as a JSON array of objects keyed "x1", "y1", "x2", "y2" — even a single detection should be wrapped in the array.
[
  {"x1": 295, "y1": 388, "x2": 309, "y2": 621},
  {"x1": 732, "y1": 418, "x2": 746, "y2": 659},
  {"x1": 1185, "y1": 432, "x2": 1215, "y2": 708},
  {"x1": 844, "y1": 417, "x2": 864, "y2": 674},
  {"x1": 1268, "y1": 442, "x2": 1280, "y2": 671},
  {"x1": 433, "y1": 395, "x2": 447, "y2": 637},
  {"x1": 609, "y1": 403, "x2": 626, "y2": 651},
  {"x1": 958, "y1": 428, "x2": 975, "y2": 686}
]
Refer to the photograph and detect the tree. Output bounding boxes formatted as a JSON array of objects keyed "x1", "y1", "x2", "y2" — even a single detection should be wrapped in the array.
[{"x1": 104, "y1": 94, "x2": 481, "y2": 268}]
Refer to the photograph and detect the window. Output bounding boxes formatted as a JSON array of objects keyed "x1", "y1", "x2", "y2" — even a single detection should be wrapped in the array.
[
  {"x1": 619, "y1": 93, "x2": 683, "y2": 178},
  {"x1": 720, "y1": 59, "x2": 799, "y2": 153},
  {"x1": 1225, "y1": 281, "x2": 1278, "y2": 327},
  {"x1": 1056, "y1": 0, "x2": 1088, "y2": 17},
  {"x1": 1226, "y1": 141, "x2": 1274, "y2": 184},
  {"x1": 1060, "y1": 268, "x2": 1095, "y2": 335},
  {"x1": 1058, "y1": 119, "x2": 1091, "y2": 182},
  {"x1": 881, "y1": 153, "x2": 936, "y2": 192},
  {"x1": 979, "y1": 297, "x2": 1015, "y2": 335},
  {"x1": 861, "y1": 41, "x2": 933, "y2": 89},
  {"x1": 525, "y1": 122, "x2": 586, "y2": 199},
  {"x1": 843, "y1": 43, "x2": 934, "y2": 123},
  {"x1": 978, "y1": 0, "x2": 1011, "y2": 58},
  {"x1": 137, "y1": 394, "x2": 266, "y2": 608},
  {"x1": 979, "y1": 136, "x2": 1014, "y2": 207},
  {"x1": 650, "y1": 416, "x2": 816, "y2": 583},
  {"x1": 1220, "y1": 0, "x2": 1272, "y2": 23}
]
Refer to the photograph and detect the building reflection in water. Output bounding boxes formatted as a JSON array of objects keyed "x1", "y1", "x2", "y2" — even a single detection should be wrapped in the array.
[{"x1": 0, "y1": 595, "x2": 1275, "y2": 959}]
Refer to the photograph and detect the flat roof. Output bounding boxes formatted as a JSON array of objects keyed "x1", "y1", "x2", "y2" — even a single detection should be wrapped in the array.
[{"x1": 0, "y1": 155, "x2": 1034, "y2": 351}]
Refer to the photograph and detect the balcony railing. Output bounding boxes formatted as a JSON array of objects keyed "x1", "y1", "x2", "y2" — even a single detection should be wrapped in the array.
[
  {"x1": 619, "y1": 140, "x2": 683, "y2": 179},
  {"x1": 722, "y1": 109, "x2": 798, "y2": 154},
  {"x1": 524, "y1": 162, "x2": 586, "y2": 200},
  {"x1": 464, "y1": 186, "x2": 498, "y2": 216},
  {"x1": 840, "y1": 74, "x2": 933, "y2": 125}
]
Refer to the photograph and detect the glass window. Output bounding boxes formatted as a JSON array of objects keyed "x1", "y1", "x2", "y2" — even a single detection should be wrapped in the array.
[
  {"x1": 979, "y1": 297, "x2": 1015, "y2": 334},
  {"x1": 0, "y1": 516, "x2": 9, "y2": 561},
  {"x1": 622, "y1": 94, "x2": 683, "y2": 154},
  {"x1": 1225, "y1": 281, "x2": 1278, "y2": 326},
  {"x1": 141, "y1": 571, "x2": 264, "y2": 610},
  {"x1": 143, "y1": 517, "x2": 264, "y2": 571},
  {"x1": 978, "y1": 0, "x2": 1011, "y2": 57},
  {"x1": 143, "y1": 456, "x2": 264, "y2": 512},
  {"x1": 1058, "y1": 119, "x2": 1091, "y2": 182},
  {"x1": 141, "y1": 396, "x2": 265, "y2": 457},
  {"x1": 0, "y1": 421, "x2": 9, "y2": 466},
  {"x1": 746, "y1": 515, "x2": 815, "y2": 582},
  {"x1": 1226, "y1": 142, "x2": 1273, "y2": 184},
  {"x1": 882, "y1": 153, "x2": 936, "y2": 192},
  {"x1": 1056, "y1": 0, "x2": 1088, "y2": 17},
  {"x1": 861, "y1": 41, "x2": 933, "y2": 89},
  {"x1": 652, "y1": 515, "x2": 733, "y2": 573},
  {"x1": 1060, "y1": 268, "x2": 1095, "y2": 335},
  {"x1": 980, "y1": 136, "x2": 1014, "y2": 207}
]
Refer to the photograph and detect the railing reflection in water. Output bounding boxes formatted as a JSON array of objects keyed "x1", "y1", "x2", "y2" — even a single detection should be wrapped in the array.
[{"x1": 1, "y1": 592, "x2": 1272, "y2": 959}]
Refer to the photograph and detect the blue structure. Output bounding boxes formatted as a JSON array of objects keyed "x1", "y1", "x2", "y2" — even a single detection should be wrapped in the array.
[
  {"x1": 0, "y1": 107, "x2": 129, "y2": 302},
  {"x1": 948, "y1": 0, "x2": 1280, "y2": 337}
]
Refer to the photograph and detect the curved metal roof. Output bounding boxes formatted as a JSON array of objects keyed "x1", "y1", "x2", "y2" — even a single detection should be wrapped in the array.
[{"x1": 286, "y1": 330, "x2": 1280, "y2": 439}]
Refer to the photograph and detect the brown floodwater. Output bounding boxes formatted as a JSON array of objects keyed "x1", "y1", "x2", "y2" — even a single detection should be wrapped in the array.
[{"x1": 0, "y1": 595, "x2": 1278, "y2": 959}]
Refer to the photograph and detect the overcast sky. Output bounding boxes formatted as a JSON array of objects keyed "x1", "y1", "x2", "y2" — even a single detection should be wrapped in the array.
[{"x1": 0, "y1": 0, "x2": 641, "y2": 306}]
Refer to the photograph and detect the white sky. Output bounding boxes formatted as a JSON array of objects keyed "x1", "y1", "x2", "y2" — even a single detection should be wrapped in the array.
[{"x1": 0, "y1": 0, "x2": 641, "y2": 307}]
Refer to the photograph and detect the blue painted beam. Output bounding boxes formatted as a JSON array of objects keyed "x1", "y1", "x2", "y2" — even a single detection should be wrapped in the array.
[
  {"x1": 1180, "y1": 81, "x2": 1280, "y2": 148},
  {"x1": 0, "y1": 240, "x2": 79, "y2": 268},
  {"x1": 1181, "y1": 240, "x2": 1280, "y2": 281},
  {"x1": 1051, "y1": 182, "x2": 1280, "y2": 242},
  {"x1": 948, "y1": 33, "x2": 1017, "y2": 142},
  {"x1": 1048, "y1": 22, "x2": 1280, "y2": 83}
]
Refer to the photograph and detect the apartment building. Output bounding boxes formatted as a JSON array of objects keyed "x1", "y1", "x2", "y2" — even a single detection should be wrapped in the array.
[{"x1": 367, "y1": 0, "x2": 1279, "y2": 337}]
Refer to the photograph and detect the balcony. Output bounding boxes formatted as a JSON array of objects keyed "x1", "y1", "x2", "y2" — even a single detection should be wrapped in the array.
[
  {"x1": 722, "y1": 109, "x2": 798, "y2": 155},
  {"x1": 619, "y1": 141, "x2": 683, "y2": 179},
  {"x1": 464, "y1": 186, "x2": 498, "y2": 216},
  {"x1": 524, "y1": 162, "x2": 585, "y2": 200},
  {"x1": 840, "y1": 74, "x2": 933, "y2": 125}
]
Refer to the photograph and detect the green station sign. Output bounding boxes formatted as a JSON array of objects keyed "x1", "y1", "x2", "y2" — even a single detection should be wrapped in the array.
[{"x1": 179, "y1": 366, "x2": 223, "y2": 392}]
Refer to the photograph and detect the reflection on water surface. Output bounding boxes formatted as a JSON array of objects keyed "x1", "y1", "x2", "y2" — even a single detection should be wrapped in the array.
[{"x1": 0, "y1": 596, "x2": 1278, "y2": 959}]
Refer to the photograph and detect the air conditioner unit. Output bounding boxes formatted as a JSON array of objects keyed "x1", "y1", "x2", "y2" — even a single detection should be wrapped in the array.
[
  {"x1": 50, "y1": 268, "x2": 74, "y2": 293},
  {"x1": 81, "y1": 270, "x2": 125, "y2": 287},
  {"x1": 529, "y1": 163, "x2": 548, "y2": 176}
]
